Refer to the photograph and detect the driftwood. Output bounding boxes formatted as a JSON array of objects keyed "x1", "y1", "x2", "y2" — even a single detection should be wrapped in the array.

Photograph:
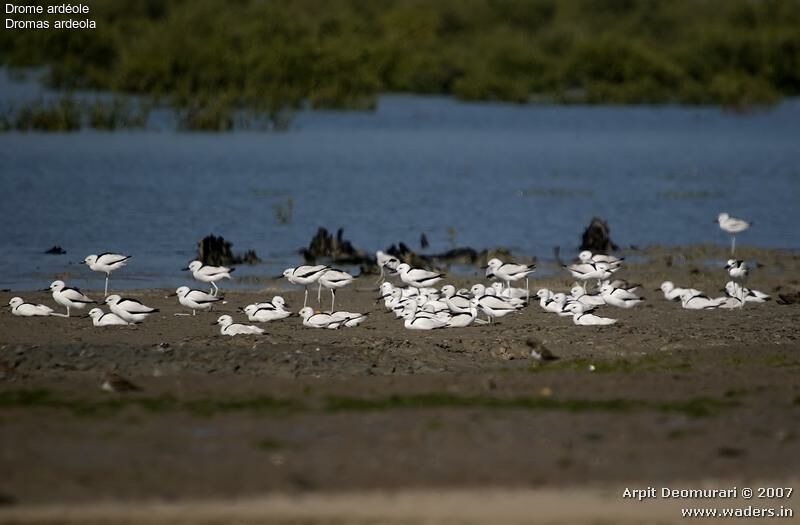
[
  {"x1": 196, "y1": 235, "x2": 261, "y2": 266},
  {"x1": 44, "y1": 245, "x2": 66, "y2": 255},
  {"x1": 300, "y1": 227, "x2": 518, "y2": 273},
  {"x1": 580, "y1": 217, "x2": 618, "y2": 253}
]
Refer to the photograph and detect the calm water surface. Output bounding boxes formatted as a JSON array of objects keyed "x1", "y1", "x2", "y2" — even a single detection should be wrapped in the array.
[{"x1": 1, "y1": 79, "x2": 799, "y2": 290}]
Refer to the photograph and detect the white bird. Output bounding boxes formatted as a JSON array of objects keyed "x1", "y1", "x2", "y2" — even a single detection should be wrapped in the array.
[
  {"x1": 317, "y1": 269, "x2": 355, "y2": 312},
  {"x1": 440, "y1": 284, "x2": 472, "y2": 313},
  {"x1": 485, "y1": 258, "x2": 536, "y2": 296},
  {"x1": 84, "y1": 253, "x2": 131, "y2": 296},
  {"x1": 444, "y1": 307, "x2": 477, "y2": 328},
  {"x1": 550, "y1": 293, "x2": 576, "y2": 316},
  {"x1": 680, "y1": 291, "x2": 724, "y2": 310},
  {"x1": 104, "y1": 295, "x2": 159, "y2": 323},
  {"x1": 472, "y1": 295, "x2": 521, "y2": 323},
  {"x1": 401, "y1": 309, "x2": 447, "y2": 330},
  {"x1": 173, "y1": 286, "x2": 223, "y2": 315},
  {"x1": 298, "y1": 307, "x2": 337, "y2": 329},
  {"x1": 214, "y1": 315, "x2": 264, "y2": 336},
  {"x1": 659, "y1": 281, "x2": 701, "y2": 302},
  {"x1": 491, "y1": 282, "x2": 529, "y2": 300},
  {"x1": 564, "y1": 261, "x2": 613, "y2": 289},
  {"x1": 329, "y1": 311, "x2": 368, "y2": 328},
  {"x1": 375, "y1": 250, "x2": 400, "y2": 283},
  {"x1": 717, "y1": 212, "x2": 750, "y2": 255},
  {"x1": 7, "y1": 297, "x2": 53, "y2": 317},
  {"x1": 86, "y1": 307, "x2": 131, "y2": 327},
  {"x1": 536, "y1": 289, "x2": 562, "y2": 314},
  {"x1": 725, "y1": 259, "x2": 749, "y2": 280},
  {"x1": 565, "y1": 303, "x2": 617, "y2": 326},
  {"x1": 243, "y1": 304, "x2": 292, "y2": 322},
  {"x1": 184, "y1": 260, "x2": 234, "y2": 296},
  {"x1": 47, "y1": 280, "x2": 96, "y2": 317},
  {"x1": 578, "y1": 250, "x2": 623, "y2": 268},
  {"x1": 471, "y1": 283, "x2": 525, "y2": 307},
  {"x1": 283, "y1": 265, "x2": 330, "y2": 308},
  {"x1": 395, "y1": 263, "x2": 444, "y2": 289},
  {"x1": 570, "y1": 286, "x2": 606, "y2": 307},
  {"x1": 600, "y1": 283, "x2": 644, "y2": 309},
  {"x1": 725, "y1": 281, "x2": 770, "y2": 304}
]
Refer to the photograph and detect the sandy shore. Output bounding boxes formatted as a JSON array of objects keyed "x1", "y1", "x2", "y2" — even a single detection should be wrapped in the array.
[{"x1": 1, "y1": 245, "x2": 799, "y2": 521}]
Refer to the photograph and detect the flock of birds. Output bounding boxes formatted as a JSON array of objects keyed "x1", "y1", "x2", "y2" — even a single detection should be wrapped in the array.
[{"x1": 5, "y1": 212, "x2": 771, "y2": 334}]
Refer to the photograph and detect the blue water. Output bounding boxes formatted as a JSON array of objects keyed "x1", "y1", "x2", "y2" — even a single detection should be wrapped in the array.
[{"x1": 1, "y1": 73, "x2": 799, "y2": 291}]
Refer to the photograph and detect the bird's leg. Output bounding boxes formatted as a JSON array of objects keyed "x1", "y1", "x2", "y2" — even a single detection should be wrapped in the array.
[
  {"x1": 192, "y1": 309, "x2": 196, "y2": 316},
  {"x1": 66, "y1": 306, "x2": 70, "y2": 317},
  {"x1": 104, "y1": 274, "x2": 109, "y2": 296},
  {"x1": 330, "y1": 289, "x2": 336, "y2": 313},
  {"x1": 303, "y1": 287, "x2": 308, "y2": 309},
  {"x1": 212, "y1": 282, "x2": 219, "y2": 296},
  {"x1": 731, "y1": 235, "x2": 736, "y2": 255},
  {"x1": 317, "y1": 283, "x2": 322, "y2": 304}
]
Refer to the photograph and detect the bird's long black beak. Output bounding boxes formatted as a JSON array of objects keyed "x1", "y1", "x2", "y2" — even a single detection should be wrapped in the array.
[
  {"x1": 211, "y1": 321, "x2": 218, "y2": 325},
  {"x1": 181, "y1": 267, "x2": 190, "y2": 271},
  {"x1": 273, "y1": 274, "x2": 284, "y2": 279},
  {"x1": 41, "y1": 288, "x2": 50, "y2": 292}
]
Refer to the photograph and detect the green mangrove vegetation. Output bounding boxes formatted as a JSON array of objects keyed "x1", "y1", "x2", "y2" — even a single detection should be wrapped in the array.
[{"x1": 2, "y1": 0, "x2": 800, "y2": 130}]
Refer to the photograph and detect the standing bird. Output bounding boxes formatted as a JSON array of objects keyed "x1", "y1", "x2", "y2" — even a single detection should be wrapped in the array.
[
  {"x1": 46, "y1": 280, "x2": 95, "y2": 317},
  {"x1": 184, "y1": 260, "x2": 234, "y2": 296},
  {"x1": 317, "y1": 269, "x2": 355, "y2": 312},
  {"x1": 86, "y1": 308, "x2": 131, "y2": 327},
  {"x1": 172, "y1": 286, "x2": 223, "y2": 315},
  {"x1": 283, "y1": 265, "x2": 330, "y2": 308},
  {"x1": 84, "y1": 253, "x2": 131, "y2": 296},
  {"x1": 717, "y1": 213, "x2": 750, "y2": 255},
  {"x1": 7, "y1": 297, "x2": 53, "y2": 317},
  {"x1": 213, "y1": 315, "x2": 264, "y2": 336},
  {"x1": 725, "y1": 259, "x2": 749, "y2": 280},
  {"x1": 375, "y1": 251, "x2": 400, "y2": 284},
  {"x1": 485, "y1": 258, "x2": 536, "y2": 297},
  {"x1": 104, "y1": 295, "x2": 159, "y2": 323},
  {"x1": 395, "y1": 263, "x2": 444, "y2": 290}
]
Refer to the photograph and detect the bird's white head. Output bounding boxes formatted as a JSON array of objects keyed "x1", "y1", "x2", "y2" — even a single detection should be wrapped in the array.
[
  {"x1": 578, "y1": 250, "x2": 593, "y2": 262},
  {"x1": 298, "y1": 306, "x2": 314, "y2": 320},
  {"x1": 187, "y1": 261, "x2": 203, "y2": 272},
  {"x1": 272, "y1": 296, "x2": 286, "y2": 308},
  {"x1": 470, "y1": 283, "x2": 485, "y2": 296},
  {"x1": 49, "y1": 280, "x2": 65, "y2": 292},
  {"x1": 175, "y1": 286, "x2": 190, "y2": 297},
  {"x1": 486, "y1": 258, "x2": 503, "y2": 269},
  {"x1": 84, "y1": 255, "x2": 98, "y2": 265},
  {"x1": 570, "y1": 285, "x2": 585, "y2": 297},
  {"x1": 440, "y1": 284, "x2": 456, "y2": 297},
  {"x1": 660, "y1": 281, "x2": 675, "y2": 293},
  {"x1": 718, "y1": 212, "x2": 729, "y2": 223},
  {"x1": 395, "y1": 263, "x2": 411, "y2": 274},
  {"x1": 536, "y1": 289, "x2": 551, "y2": 299},
  {"x1": 215, "y1": 315, "x2": 233, "y2": 326},
  {"x1": 8, "y1": 297, "x2": 23, "y2": 308},
  {"x1": 104, "y1": 294, "x2": 121, "y2": 305},
  {"x1": 282, "y1": 268, "x2": 295, "y2": 278},
  {"x1": 87, "y1": 308, "x2": 103, "y2": 318},
  {"x1": 243, "y1": 305, "x2": 257, "y2": 315}
]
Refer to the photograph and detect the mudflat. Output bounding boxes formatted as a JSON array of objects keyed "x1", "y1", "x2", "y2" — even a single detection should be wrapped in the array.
[{"x1": 1, "y1": 245, "x2": 799, "y2": 523}]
